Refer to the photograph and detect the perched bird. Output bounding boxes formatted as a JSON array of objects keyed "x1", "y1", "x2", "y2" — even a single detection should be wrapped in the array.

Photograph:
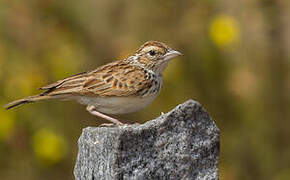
[{"x1": 4, "y1": 41, "x2": 182, "y2": 125}]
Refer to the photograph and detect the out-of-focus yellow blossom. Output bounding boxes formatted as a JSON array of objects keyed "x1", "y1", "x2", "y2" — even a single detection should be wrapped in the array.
[
  {"x1": 0, "y1": 108, "x2": 15, "y2": 141},
  {"x1": 209, "y1": 15, "x2": 240, "y2": 47},
  {"x1": 33, "y1": 129, "x2": 67, "y2": 165}
]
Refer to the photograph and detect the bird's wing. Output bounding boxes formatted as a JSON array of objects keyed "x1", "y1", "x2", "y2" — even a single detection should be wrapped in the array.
[
  {"x1": 41, "y1": 61, "x2": 152, "y2": 97},
  {"x1": 82, "y1": 61, "x2": 152, "y2": 97}
]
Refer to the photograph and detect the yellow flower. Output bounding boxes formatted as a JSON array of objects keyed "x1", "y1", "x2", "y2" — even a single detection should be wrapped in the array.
[
  {"x1": 209, "y1": 15, "x2": 240, "y2": 48},
  {"x1": 33, "y1": 129, "x2": 67, "y2": 165},
  {"x1": 0, "y1": 108, "x2": 15, "y2": 141}
]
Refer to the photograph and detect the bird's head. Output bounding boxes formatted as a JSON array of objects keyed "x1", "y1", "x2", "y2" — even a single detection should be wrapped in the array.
[{"x1": 129, "y1": 41, "x2": 182, "y2": 74}]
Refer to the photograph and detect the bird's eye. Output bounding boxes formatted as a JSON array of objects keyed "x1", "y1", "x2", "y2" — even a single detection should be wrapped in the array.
[{"x1": 148, "y1": 50, "x2": 156, "y2": 56}]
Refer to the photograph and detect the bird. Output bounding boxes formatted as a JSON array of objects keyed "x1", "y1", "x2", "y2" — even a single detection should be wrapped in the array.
[{"x1": 4, "y1": 41, "x2": 182, "y2": 126}]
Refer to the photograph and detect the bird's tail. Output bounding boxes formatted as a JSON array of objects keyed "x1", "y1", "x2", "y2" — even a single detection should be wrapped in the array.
[{"x1": 4, "y1": 95, "x2": 51, "y2": 110}]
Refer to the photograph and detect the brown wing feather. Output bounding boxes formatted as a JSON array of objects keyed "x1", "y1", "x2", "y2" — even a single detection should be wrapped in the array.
[
  {"x1": 40, "y1": 60, "x2": 152, "y2": 97},
  {"x1": 82, "y1": 61, "x2": 152, "y2": 97}
]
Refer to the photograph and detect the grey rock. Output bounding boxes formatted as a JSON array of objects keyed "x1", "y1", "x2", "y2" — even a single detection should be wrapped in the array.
[{"x1": 74, "y1": 99, "x2": 220, "y2": 180}]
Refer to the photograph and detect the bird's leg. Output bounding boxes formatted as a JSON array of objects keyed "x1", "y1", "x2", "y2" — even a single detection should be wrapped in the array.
[{"x1": 86, "y1": 105, "x2": 124, "y2": 126}]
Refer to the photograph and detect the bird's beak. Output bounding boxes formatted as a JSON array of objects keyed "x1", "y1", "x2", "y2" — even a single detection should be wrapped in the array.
[{"x1": 163, "y1": 50, "x2": 182, "y2": 61}]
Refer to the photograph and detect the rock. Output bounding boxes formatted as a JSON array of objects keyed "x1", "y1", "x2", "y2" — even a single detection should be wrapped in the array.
[{"x1": 74, "y1": 99, "x2": 220, "y2": 180}]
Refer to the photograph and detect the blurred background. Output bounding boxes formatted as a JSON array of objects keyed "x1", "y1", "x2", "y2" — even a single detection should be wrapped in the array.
[{"x1": 0, "y1": 0, "x2": 289, "y2": 179}]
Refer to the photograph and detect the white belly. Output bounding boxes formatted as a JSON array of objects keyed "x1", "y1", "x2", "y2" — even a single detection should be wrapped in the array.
[{"x1": 76, "y1": 95, "x2": 158, "y2": 114}]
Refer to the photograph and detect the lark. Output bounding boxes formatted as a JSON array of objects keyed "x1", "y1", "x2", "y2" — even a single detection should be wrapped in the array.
[{"x1": 4, "y1": 41, "x2": 182, "y2": 125}]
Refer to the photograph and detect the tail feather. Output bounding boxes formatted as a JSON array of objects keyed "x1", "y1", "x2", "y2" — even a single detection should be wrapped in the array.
[{"x1": 4, "y1": 95, "x2": 50, "y2": 110}]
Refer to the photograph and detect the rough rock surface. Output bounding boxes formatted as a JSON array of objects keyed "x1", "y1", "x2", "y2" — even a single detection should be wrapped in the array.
[{"x1": 74, "y1": 99, "x2": 220, "y2": 180}]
